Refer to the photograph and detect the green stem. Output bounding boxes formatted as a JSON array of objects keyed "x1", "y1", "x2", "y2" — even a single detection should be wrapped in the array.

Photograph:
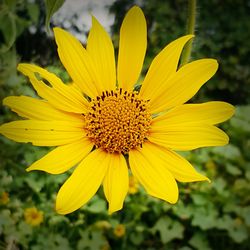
[{"x1": 180, "y1": 0, "x2": 196, "y2": 66}]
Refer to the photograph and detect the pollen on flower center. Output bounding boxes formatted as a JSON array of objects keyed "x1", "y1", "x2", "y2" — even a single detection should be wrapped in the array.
[{"x1": 84, "y1": 88, "x2": 152, "y2": 154}]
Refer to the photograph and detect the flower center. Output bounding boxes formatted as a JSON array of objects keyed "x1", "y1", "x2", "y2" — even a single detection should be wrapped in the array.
[{"x1": 84, "y1": 88, "x2": 152, "y2": 154}]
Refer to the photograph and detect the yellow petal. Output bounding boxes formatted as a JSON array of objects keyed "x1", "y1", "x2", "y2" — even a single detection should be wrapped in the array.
[
  {"x1": 3, "y1": 96, "x2": 84, "y2": 123},
  {"x1": 129, "y1": 148, "x2": 178, "y2": 204},
  {"x1": 53, "y1": 27, "x2": 100, "y2": 97},
  {"x1": 117, "y1": 6, "x2": 147, "y2": 91},
  {"x1": 27, "y1": 138, "x2": 93, "y2": 174},
  {"x1": 153, "y1": 101, "x2": 235, "y2": 126},
  {"x1": 140, "y1": 35, "x2": 194, "y2": 100},
  {"x1": 103, "y1": 153, "x2": 128, "y2": 214},
  {"x1": 0, "y1": 120, "x2": 84, "y2": 146},
  {"x1": 140, "y1": 142, "x2": 209, "y2": 182},
  {"x1": 149, "y1": 124, "x2": 229, "y2": 151},
  {"x1": 18, "y1": 64, "x2": 88, "y2": 114},
  {"x1": 56, "y1": 149, "x2": 109, "y2": 214},
  {"x1": 147, "y1": 59, "x2": 218, "y2": 114},
  {"x1": 87, "y1": 16, "x2": 116, "y2": 91}
]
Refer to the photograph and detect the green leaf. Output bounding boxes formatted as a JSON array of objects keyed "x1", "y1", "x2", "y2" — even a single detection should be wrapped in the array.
[
  {"x1": 226, "y1": 164, "x2": 242, "y2": 176},
  {"x1": 15, "y1": 16, "x2": 30, "y2": 37},
  {"x1": 230, "y1": 106, "x2": 250, "y2": 132},
  {"x1": 191, "y1": 206, "x2": 218, "y2": 230},
  {"x1": 191, "y1": 194, "x2": 208, "y2": 206},
  {"x1": 245, "y1": 170, "x2": 250, "y2": 180},
  {"x1": 77, "y1": 230, "x2": 107, "y2": 250},
  {"x1": 35, "y1": 234, "x2": 71, "y2": 250},
  {"x1": 151, "y1": 217, "x2": 184, "y2": 243},
  {"x1": 215, "y1": 215, "x2": 234, "y2": 230},
  {"x1": 130, "y1": 232, "x2": 144, "y2": 245},
  {"x1": 0, "y1": 10, "x2": 16, "y2": 53},
  {"x1": 84, "y1": 196, "x2": 107, "y2": 213},
  {"x1": 178, "y1": 247, "x2": 192, "y2": 250},
  {"x1": 211, "y1": 144, "x2": 241, "y2": 160},
  {"x1": 27, "y1": 3, "x2": 40, "y2": 24},
  {"x1": 242, "y1": 206, "x2": 250, "y2": 226},
  {"x1": 24, "y1": 173, "x2": 45, "y2": 193},
  {"x1": 212, "y1": 177, "x2": 226, "y2": 194},
  {"x1": 4, "y1": 0, "x2": 17, "y2": 9},
  {"x1": 189, "y1": 232, "x2": 212, "y2": 250},
  {"x1": 18, "y1": 221, "x2": 32, "y2": 237},
  {"x1": 228, "y1": 222, "x2": 248, "y2": 243},
  {"x1": 172, "y1": 200, "x2": 193, "y2": 219},
  {"x1": 45, "y1": 0, "x2": 65, "y2": 33}
]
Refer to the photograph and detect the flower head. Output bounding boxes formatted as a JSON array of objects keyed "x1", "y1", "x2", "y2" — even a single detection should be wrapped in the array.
[
  {"x1": 0, "y1": 192, "x2": 10, "y2": 205},
  {"x1": 113, "y1": 224, "x2": 126, "y2": 237},
  {"x1": 0, "y1": 6, "x2": 234, "y2": 215},
  {"x1": 24, "y1": 207, "x2": 44, "y2": 226}
]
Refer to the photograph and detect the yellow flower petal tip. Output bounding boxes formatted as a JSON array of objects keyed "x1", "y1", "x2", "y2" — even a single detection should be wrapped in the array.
[
  {"x1": 108, "y1": 210, "x2": 115, "y2": 215},
  {"x1": 108, "y1": 205, "x2": 123, "y2": 215},
  {"x1": 17, "y1": 63, "x2": 29, "y2": 74},
  {"x1": 55, "y1": 201, "x2": 78, "y2": 215},
  {"x1": 25, "y1": 167, "x2": 33, "y2": 172},
  {"x1": 227, "y1": 103, "x2": 236, "y2": 118},
  {"x1": 53, "y1": 27, "x2": 72, "y2": 44},
  {"x1": 164, "y1": 192, "x2": 179, "y2": 204},
  {"x1": 55, "y1": 207, "x2": 67, "y2": 215},
  {"x1": 55, "y1": 200, "x2": 69, "y2": 215},
  {"x1": 204, "y1": 58, "x2": 219, "y2": 73},
  {"x1": 196, "y1": 174, "x2": 211, "y2": 183},
  {"x1": 53, "y1": 26, "x2": 63, "y2": 34},
  {"x1": 0, "y1": 6, "x2": 235, "y2": 215},
  {"x1": 91, "y1": 15, "x2": 99, "y2": 25},
  {"x1": 128, "y1": 5, "x2": 144, "y2": 14}
]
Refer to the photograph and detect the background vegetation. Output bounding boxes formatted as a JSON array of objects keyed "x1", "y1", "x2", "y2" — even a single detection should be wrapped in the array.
[{"x1": 0, "y1": 0, "x2": 249, "y2": 249}]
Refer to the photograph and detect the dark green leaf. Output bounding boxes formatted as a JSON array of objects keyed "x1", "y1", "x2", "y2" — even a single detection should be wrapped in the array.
[
  {"x1": 27, "y1": 3, "x2": 40, "y2": 24},
  {"x1": 152, "y1": 217, "x2": 184, "y2": 243},
  {"x1": 189, "y1": 232, "x2": 212, "y2": 250},
  {"x1": 45, "y1": 0, "x2": 65, "y2": 33},
  {"x1": 0, "y1": 11, "x2": 16, "y2": 53}
]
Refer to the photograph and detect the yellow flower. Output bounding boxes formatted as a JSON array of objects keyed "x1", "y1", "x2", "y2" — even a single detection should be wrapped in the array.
[
  {"x1": 101, "y1": 244, "x2": 110, "y2": 250},
  {"x1": 0, "y1": 6, "x2": 234, "y2": 215},
  {"x1": 24, "y1": 207, "x2": 44, "y2": 226},
  {"x1": 113, "y1": 224, "x2": 126, "y2": 237},
  {"x1": 128, "y1": 176, "x2": 139, "y2": 194},
  {"x1": 0, "y1": 192, "x2": 9, "y2": 204},
  {"x1": 205, "y1": 160, "x2": 216, "y2": 170},
  {"x1": 95, "y1": 220, "x2": 112, "y2": 230}
]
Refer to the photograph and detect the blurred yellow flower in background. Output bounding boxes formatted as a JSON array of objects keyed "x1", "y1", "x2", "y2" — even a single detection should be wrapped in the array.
[
  {"x1": 24, "y1": 207, "x2": 44, "y2": 226},
  {"x1": 0, "y1": 6, "x2": 234, "y2": 215},
  {"x1": 206, "y1": 160, "x2": 216, "y2": 170},
  {"x1": 128, "y1": 176, "x2": 139, "y2": 194},
  {"x1": 113, "y1": 224, "x2": 126, "y2": 237},
  {"x1": 101, "y1": 244, "x2": 110, "y2": 250},
  {"x1": 95, "y1": 220, "x2": 112, "y2": 230},
  {"x1": 0, "y1": 192, "x2": 9, "y2": 205}
]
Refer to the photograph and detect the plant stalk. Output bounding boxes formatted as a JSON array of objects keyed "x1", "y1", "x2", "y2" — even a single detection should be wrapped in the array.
[{"x1": 180, "y1": 0, "x2": 196, "y2": 66}]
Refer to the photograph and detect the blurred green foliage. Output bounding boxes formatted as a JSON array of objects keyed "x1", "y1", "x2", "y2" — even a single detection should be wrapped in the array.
[
  {"x1": 0, "y1": 0, "x2": 39, "y2": 89},
  {"x1": 1, "y1": 0, "x2": 250, "y2": 249},
  {"x1": 110, "y1": 0, "x2": 250, "y2": 105}
]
